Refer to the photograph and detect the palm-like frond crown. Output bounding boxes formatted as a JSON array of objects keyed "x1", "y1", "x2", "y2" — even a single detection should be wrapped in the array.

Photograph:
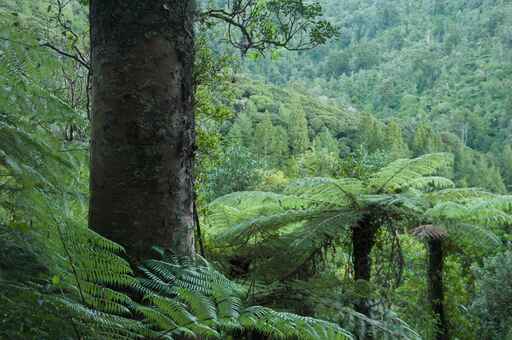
[
  {"x1": 368, "y1": 153, "x2": 454, "y2": 193},
  {"x1": 419, "y1": 194, "x2": 512, "y2": 248}
]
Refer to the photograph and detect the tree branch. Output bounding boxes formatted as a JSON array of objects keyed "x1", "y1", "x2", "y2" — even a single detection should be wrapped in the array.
[{"x1": 40, "y1": 42, "x2": 90, "y2": 70}]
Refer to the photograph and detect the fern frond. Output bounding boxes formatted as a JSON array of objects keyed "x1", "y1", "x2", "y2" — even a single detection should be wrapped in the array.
[
  {"x1": 210, "y1": 191, "x2": 303, "y2": 210},
  {"x1": 426, "y1": 201, "x2": 512, "y2": 227},
  {"x1": 208, "y1": 191, "x2": 306, "y2": 229},
  {"x1": 427, "y1": 188, "x2": 498, "y2": 203},
  {"x1": 405, "y1": 176, "x2": 455, "y2": 190},
  {"x1": 423, "y1": 197, "x2": 509, "y2": 247},
  {"x1": 448, "y1": 222, "x2": 501, "y2": 247},
  {"x1": 59, "y1": 298, "x2": 151, "y2": 339},
  {"x1": 240, "y1": 306, "x2": 352, "y2": 340},
  {"x1": 137, "y1": 254, "x2": 353, "y2": 339},
  {"x1": 212, "y1": 208, "x2": 343, "y2": 246},
  {"x1": 469, "y1": 195, "x2": 512, "y2": 213},
  {"x1": 285, "y1": 177, "x2": 364, "y2": 206},
  {"x1": 369, "y1": 153, "x2": 453, "y2": 193}
]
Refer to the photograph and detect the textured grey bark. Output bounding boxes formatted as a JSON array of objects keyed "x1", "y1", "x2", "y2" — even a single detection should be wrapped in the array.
[{"x1": 89, "y1": 1, "x2": 196, "y2": 263}]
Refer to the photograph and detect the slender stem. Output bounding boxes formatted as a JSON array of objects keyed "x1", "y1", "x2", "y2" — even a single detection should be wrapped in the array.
[
  {"x1": 54, "y1": 217, "x2": 86, "y2": 305},
  {"x1": 193, "y1": 199, "x2": 205, "y2": 257}
]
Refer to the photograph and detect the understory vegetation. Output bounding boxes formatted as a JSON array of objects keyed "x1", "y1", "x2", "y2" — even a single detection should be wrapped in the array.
[{"x1": 1, "y1": 0, "x2": 511, "y2": 339}]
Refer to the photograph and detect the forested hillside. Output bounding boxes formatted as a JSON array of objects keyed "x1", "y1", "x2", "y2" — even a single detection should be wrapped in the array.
[
  {"x1": 1, "y1": 1, "x2": 512, "y2": 340},
  {"x1": 244, "y1": 0, "x2": 512, "y2": 191}
]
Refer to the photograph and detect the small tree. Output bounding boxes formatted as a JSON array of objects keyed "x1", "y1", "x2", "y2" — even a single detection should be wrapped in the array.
[
  {"x1": 288, "y1": 105, "x2": 310, "y2": 155},
  {"x1": 357, "y1": 112, "x2": 385, "y2": 153},
  {"x1": 383, "y1": 119, "x2": 409, "y2": 160},
  {"x1": 411, "y1": 122, "x2": 441, "y2": 156},
  {"x1": 502, "y1": 144, "x2": 512, "y2": 188},
  {"x1": 411, "y1": 189, "x2": 512, "y2": 340},
  {"x1": 252, "y1": 112, "x2": 276, "y2": 164}
]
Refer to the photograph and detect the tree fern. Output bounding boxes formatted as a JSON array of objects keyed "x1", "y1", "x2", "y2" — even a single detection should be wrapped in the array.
[
  {"x1": 368, "y1": 153, "x2": 454, "y2": 193},
  {"x1": 205, "y1": 152, "x2": 508, "y2": 337},
  {"x1": 206, "y1": 153, "x2": 456, "y2": 275}
]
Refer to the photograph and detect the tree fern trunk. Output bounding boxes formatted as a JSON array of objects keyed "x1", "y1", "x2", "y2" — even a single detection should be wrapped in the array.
[
  {"x1": 352, "y1": 218, "x2": 377, "y2": 317},
  {"x1": 352, "y1": 218, "x2": 377, "y2": 340},
  {"x1": 89, "y1": 1, "x2": 196, "y2": 263},
  {"x1": 428, "y1": 239, "x2": 449, "y2": 340},
  {"x1": 247, "y1": 332, "x2": 268, "y2": 340}
]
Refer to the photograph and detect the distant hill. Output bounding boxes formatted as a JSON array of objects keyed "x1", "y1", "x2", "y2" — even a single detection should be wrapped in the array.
[{"x1": 241, "y1": 0, "x2": 512, "y2": 191}]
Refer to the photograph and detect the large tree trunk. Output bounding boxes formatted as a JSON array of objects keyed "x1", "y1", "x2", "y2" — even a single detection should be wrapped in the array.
[
  {"x1": 351, "y1": 218, "x2": 377, "y2": 317},
  {"x1": 428, "y1": 239, "x2": 449, "y2": 340},
  {"x1": 89, "y1": 1, "x2": 196, "y2": 264}
]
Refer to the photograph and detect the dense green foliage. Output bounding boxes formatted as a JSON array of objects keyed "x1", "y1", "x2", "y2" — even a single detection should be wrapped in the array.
[
  {"x1": 471, "y1": 251, "x2": 512, "y2": 339},
  {"x1": 244, "y1": 0, "x2": 512, "y2": 192},
  {"x1": 1, "y1": 0, "x2": 512, "y2": 339},
  {"x1": 205, "y1": 153, "x2": 512, "y2": 338}
]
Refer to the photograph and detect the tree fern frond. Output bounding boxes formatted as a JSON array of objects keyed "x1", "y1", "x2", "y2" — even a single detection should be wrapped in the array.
[
  {"x1": 469, "y1": 195, "x2": 512, "y2": 213},
  {"x1": 210, "y1": 191, "x2": 303, "y2": 210},
  {"x1": 211, "y1": 208, "x2": 342, "y2": 247},
  {"x1": 426, "y1": 201, "x2": 512, "y2": 227},
  {"x1": 448, "y1": 222, "x2": 501, "y2": 247},
  {"x1": 208, "y1": 191, "x2": 307, "y2": 230},
  {"x1": 427, "y1": 188, "x2": 498, "y2": 204},
  {"x1": 405, "y1": 176, "x2": 455, "y2": 190},
  {"x1": 369, "y1": 153, "x2": 453, "y2": 193},
  {"x1": 285, "y1": 177, "x2": 364, "y2": 206}
]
